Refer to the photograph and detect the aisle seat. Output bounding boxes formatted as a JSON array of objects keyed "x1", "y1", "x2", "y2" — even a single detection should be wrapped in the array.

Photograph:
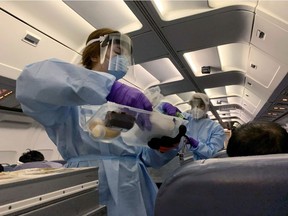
[{"x1": 155, "y1": 154, "x2": 288, "y2": 216}]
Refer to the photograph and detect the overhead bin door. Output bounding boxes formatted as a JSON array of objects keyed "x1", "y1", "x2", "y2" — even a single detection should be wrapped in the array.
[{"x1": 0, "y1": 10, "x2": 80, "y2": 80}]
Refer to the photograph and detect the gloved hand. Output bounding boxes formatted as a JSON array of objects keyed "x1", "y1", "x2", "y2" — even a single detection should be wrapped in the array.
[
  {"x1": 185, "y1": 136, "x2": 199, "y2": 148},
  {"x1": 162, "y1": 102, "x2": 181, "y2": 116},
  {"x1": 119, "y1": 108, "x2": 152, "y2": 131},
  {"x1": 136, "y1": 113, "x2": 152, "y2": 131},
  {"x1": 148, "y1": 125, "x2": 187, "y2": 153},
  {"x1": 107, "y1": 81, "x2": 153, "y2": 111}
]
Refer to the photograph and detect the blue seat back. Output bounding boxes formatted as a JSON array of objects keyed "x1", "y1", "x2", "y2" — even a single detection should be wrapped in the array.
[{"x1": 155, "y1": 154, "x2": 288, "y2": 216}]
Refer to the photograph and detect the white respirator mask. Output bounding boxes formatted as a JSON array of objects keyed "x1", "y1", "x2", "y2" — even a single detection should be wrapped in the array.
[{"x1": 191, "y1": 107, "x2": 206, "y2": 119}]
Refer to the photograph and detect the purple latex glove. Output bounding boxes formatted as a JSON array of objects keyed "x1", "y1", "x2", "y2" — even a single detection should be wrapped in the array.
[
  {"x1": 162, "y1": 102, "x2": 180, "y2": 116},
  {"x1": 107, "y1": 81, "x2": 153, "y2": 111},
  {"x1": 136, "y1": 113, "x2": 152, "y2": 131},
  {"x1": 186, "y1": 136, "x2": 199, "y2": 148}
]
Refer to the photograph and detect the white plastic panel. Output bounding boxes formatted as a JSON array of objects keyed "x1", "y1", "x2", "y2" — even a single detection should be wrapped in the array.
[
  {"x1": 257, "y1": 1, "x2": 288, "y2": 27},
  {"x1": 0, "y1": 1, "x2": 94, "y2": 53},
  {"x1": 227, "y1": 97, "x2": 242, "y2": 105},
  {"x1": 32, "y1": 126, "x2": 62, "y2": 160},
  {"x1": 123, "y1": 65, "x2": 160, "y2": 90},
  {"x1": 0, "y1": 64, "x2": 21, "y2": 82},
  {"x1": 64, "y1": 0, "x2": 142, "y2": 33},
  {"x1": 208, "y1": 0, "x2": 258, "y2": 8},
  {"x1": 184, "y1": 43, "x2": 249, "y2": 77},
  {"x1": 248, "y1": 46, "x2": 281, "y2": 88},
  {"x1": 151, "y1": 0, "x2": 211, "y2": 21},
  {"x1": 251, "y1": 14, "x2": 288, "y2": 65},
  {"x1": 205, "y1": 86, "x2": 226, "y2": 98},
  {"x1": 141, "y1": 58, "x2": 183, "y2": 83},
  {"x1": 243, "y1": 88, "x2": 261, "y2": 108},
  {"x1": 184, "y1": 47, "x2": 221, "y2": 77},
  {"x1": 205, "y1": 85, "x2": 244, "y2": 98},
  {"x1": 239, "y1": 110, "x2": 254, "y2": 122},
  {"x1": 123, "y1": 58, "x2": 183, "y2": 91},
  {"x1": 151, "y1": 0, "x2": 256, "y2": 21},
  {"x1": 218, "y1": 43, "x2": 249, "y2": 73},
  {"x1": 0, "y1": 121, "x2": 61, "y2": 163},
  {"x1": 0, "y1": 10, "x2": 80, "y2": 79},
  {"x1": 0, "y1": 151, "x2": 17, "y2": 164},
  {"x1": 242, "y1": 98, "x2": 256, "y2": 114}
]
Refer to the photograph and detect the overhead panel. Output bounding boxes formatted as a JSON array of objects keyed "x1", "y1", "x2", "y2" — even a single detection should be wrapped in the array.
[
  {"x1": 131, "y1": 32, "x2": 169, "y2": 64},
  {"x1": 141, "y1": 58, "x2": 183, "y2": 83},
  {"x1": 151, "y1": 0, "x2": 256, "y2": 21},
  {"x1": 208, "y1": 0, "x2": 258, "y2": 8},
  {"x1": 184, "y1": 43, "x2": 249, "y2": 77},
  {"x1": 0, "y1": 10, "x2": 79, "y2": 79},
  {"x1": 184, "y1": 47, "x2": 221, "y2": 77},
  {"x1": 248, "y1": 46, "x2": 282, "y2": 89},
  {"x1": 122, "y1": 65, "x2": 159, "y2": 90},
  {"x1": 63, "y1": 0, "x2": 142, "y2": 34},
  {"x1": 251, "y1": 11, "x2": 288, "y2": 66},
  {"x1": 218, "y1": 43, "x2": 249, "y2": 73},
  {"x1": 243, "y1": 88, "x2": 261, "y2": 108},
  {"x1": 205, "y1": 85, "x2": 244, "y2": 98},
  {"x1": 162, "y1": 10, "x2": 254, "y2": 53},
  {"x1": 0, "y1": 1, "x2": 94, "y2": 53},
  {"x1": 151, "y1": 0, "x2": 210, "y2": 21}
]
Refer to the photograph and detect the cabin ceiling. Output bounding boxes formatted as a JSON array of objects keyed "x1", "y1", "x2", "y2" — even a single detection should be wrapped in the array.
[{"x1": 0, "y1": 0, "x2": 287, "y2": 130}]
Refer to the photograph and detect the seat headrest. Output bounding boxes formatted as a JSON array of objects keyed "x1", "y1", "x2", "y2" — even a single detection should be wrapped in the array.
[{"x1": 155, "y1": 154, "x2": 288, "y2": 216}]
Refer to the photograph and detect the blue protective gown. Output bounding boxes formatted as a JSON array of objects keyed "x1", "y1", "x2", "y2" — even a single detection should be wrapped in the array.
[
  {"x1": 16, "y1": 58, "x2": 179, "y2": 216},
  {"x1": 182, "y1": 112, "x2": 225, "y2": 160}
]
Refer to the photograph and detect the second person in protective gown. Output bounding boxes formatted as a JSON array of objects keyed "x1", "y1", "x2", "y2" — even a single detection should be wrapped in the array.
[
  {"x1": 16, "y1": 28, "x2": 181, "y2": 216},
  {"x1": 159, "y1": 93, "x2": 225, "y2": 160}
]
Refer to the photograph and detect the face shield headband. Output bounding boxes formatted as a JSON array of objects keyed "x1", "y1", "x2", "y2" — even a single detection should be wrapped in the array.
[{"x1": 86, "y1": 33, "x2": 134, "y2": 80}]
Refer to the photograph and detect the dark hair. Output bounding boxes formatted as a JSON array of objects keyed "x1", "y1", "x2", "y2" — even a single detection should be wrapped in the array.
[
  {"x1": 19, "y1": 150, "x2": 45, "y2": 163},
  {"x1": 227, "y1": 121, "x2": 288, "y2": 157},
  {"x1": 81, "y1": 28, "x2": 119, "y2": 69},
  {"x1": 0, "y1": 164, "x2": 3, "y2": 172}
]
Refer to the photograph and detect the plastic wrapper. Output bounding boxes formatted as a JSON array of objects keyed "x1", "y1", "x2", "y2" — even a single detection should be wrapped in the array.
[{"x1": 79, "y1": 102, "x2": 188, "y2": 146}]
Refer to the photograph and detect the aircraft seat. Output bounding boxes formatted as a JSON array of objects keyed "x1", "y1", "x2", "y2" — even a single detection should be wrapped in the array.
[{"x1": 154, "y1": 154, "x2": 288, "y2": 216}]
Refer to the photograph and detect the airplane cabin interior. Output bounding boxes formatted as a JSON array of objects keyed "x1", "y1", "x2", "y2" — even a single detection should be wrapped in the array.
[{"x1": 0, "y1": 1, "x2": 287, "y2": 215}]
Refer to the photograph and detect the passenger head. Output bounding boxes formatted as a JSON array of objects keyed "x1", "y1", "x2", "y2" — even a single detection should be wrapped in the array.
[
  {"x1": 189, "y1": 93, "x2": 209, "y2": 119},
  {"x1": 19, "y1": 149, "x2": 45, "y2": 163},
  {"x1": 227, "y1": 121, "x2": 288, "y2": 157},
  {"x1": 81, "y1": 28, "x2": 133, "y2": 80}
]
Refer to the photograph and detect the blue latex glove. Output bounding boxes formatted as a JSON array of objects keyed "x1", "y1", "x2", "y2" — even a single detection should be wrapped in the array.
[
  {"x1": 107, "y1": 81, "x2": 153, "y2": 111},
  {"x1": 162, "y1": 102, "x2": 180, "y2": 116},
  {"x1": 186, "y1": 136, "x2": 199, "y2": 148}
]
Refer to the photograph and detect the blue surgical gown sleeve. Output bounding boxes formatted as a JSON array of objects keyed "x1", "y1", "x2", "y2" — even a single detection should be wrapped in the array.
[{"x1": 16, "y1": 58, "x2": 115, "y2": 126}]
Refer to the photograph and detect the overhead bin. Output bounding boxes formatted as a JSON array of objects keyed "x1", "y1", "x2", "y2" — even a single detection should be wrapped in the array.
[
  {"x1": 0, "y1": 10, "x2": 80, "y2": 80},
  {"x1": 251, "y1": 1, "x2": 288, "y2": 63}
]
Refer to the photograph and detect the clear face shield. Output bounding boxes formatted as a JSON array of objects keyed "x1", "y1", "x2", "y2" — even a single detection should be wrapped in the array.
[
  {"x1": 86, "y1": 33, "x2": 133, "y2": 80},
  {"x1": 90, "y1": 33, "x2": 134, "y2": 80}
]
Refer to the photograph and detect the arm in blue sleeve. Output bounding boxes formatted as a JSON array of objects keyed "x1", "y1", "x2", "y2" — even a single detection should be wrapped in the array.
[
  {"x1": 190, "y1": 124, "x2": 225, "y2": 159},
  {"x1": 139, "y1": 147, "x2": 179, "y2": 169},
  {"x1": 16, "y1": 58, "x2": 115, "y2": 126}
]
